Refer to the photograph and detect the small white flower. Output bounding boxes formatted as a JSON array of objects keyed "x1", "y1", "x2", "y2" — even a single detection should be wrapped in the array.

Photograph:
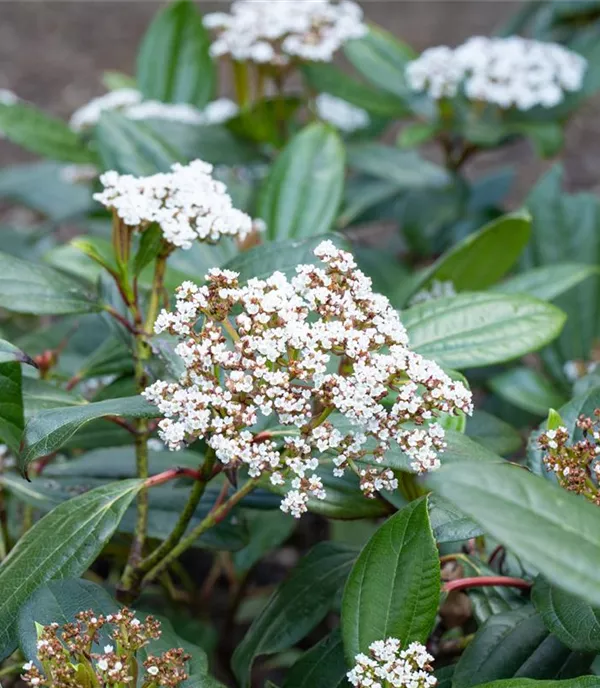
[
  {"x1": 147, "y1": 666, "x2": 160, "y2": 676},
  {"x1": 315, "y1": 93, "x2": 369, "y2": 132},
  {"x1": 22, "y1": 662, "x2": 33, "y2": 671},
  {"x1": 104, "y1": 645, "x2": 114, "y2": 654},
  {"x1": 97, "y1": 659, "x2": 109, "y2": 671}
]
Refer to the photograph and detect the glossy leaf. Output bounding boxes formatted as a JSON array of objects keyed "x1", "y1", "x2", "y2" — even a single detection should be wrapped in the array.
[
  {"x1": 341, "y1": 497, "x2": 439, "y2": 662},
  {"x1": 416, "y1": 212, "x2": 532, "y2": 292},
  {"x1": 0, "y1": 251, "x2": 99, "y2": 315},
  {"x1": 0, "y1": 363, "x2": 24, "y2": 453},
  {"x1": 427, "y1": 462, "x2": 600, "y2": 608},
  {"x1": 404, "y1": 292, "x2": 566, "y2": 369},
  {"x1": 0, "y1": 479, "x2": 141, "y2": 661},
  {"x1": 283, "y1": 630, "x2": 349, "y2": 688},
  {"x1": 0, "y1": 102, "x2": 95, "y2": 163},
  {"x1": 19, "y1": 396, "x2": 158, "y2": 474},
  {"x1": 452, "y1": 606, "x2": 593, "y2": 687},
  {"x1": 136, "y1": 0, "x2": 214, "y2": 107},
  {"x1": 347, "y1": 144, "x2": 449, "y2": 189},
  {"x1": 259, "y1": 123, "x2": 345, "y2": 241},
  {"x1": 223, "y1": 234, "x2": 350, "y2": 283},
  {"x1": 489, "y1": 367, "x2": 567, "y2": 416},
  {"x1": 232, "y1": 543, "x2": 356, "y2": 687},
  {"x1": 94, "y1": 112, "x2": 181, "y2": 175},
  {"x1": 428, "y1": 494, "x2": 483, "y2": 543},
  {"x1": 493, "y1": 264, "x2": 599, "y2": 301},
  {"x1": 533, "y1": 577, "x2": 600, "y2": 652}
]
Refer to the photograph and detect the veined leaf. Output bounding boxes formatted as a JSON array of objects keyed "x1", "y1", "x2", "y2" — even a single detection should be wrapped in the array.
[
  {"x1": 0, "y1": 363, "x2": 24, "y2": 453},
  {"x1": 283, "y1": 630, "x2": 349, "y2": 688},
  {"x1": 493, "y1": 264, "x2": 599, "y2": 302}
]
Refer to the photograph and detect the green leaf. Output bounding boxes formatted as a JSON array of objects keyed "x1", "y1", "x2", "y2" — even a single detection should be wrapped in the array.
[
  {"x1": 513, "y1": 121, "x2": 564, "y2": 158},
  {"x1": 0, "y1": 479, "x2": 141, "y2": 661},
  {"x1": 102, "y1": 70, "x2": 137, "y2": 91},
  {"x1": 228, "y1": 97, "x2": 301, "y2": 147},
  {"x1": 0, "y1": 251, "x2": 99, "y2": 315},
  {"x1": 338, "y1": 177, "x2": 402, "y2": 228},
  {"x1": 547, "y1": 408, "x2": 564, "y2": 431},
  {"x1": 94, "y1": 111, "x2": 181, "y2": 175},
  {"x1": 492, "y1": 264, "x2": 599, "y2": 302},
  {"x1": 22, "y1": 379, "x2": 85, "y2": 416},
  {"x1": 489, "y1": 367, "x2": 567, "y2": 416},
  {"x1": 136, "y1": 0, "x2": 214, "y2": 107},
  {"x1": 403, "y1": 292, "x2": 566, "y2": 369},
  {"x1": 341, "y1": 497, "x2": 439, "y2": 663},
  {"x1": 417, "y1": 212, "x2": 532, "y2": 292},
  {"x1": 259, "y1": 123, "x2": 345, "y2": 241},
  {"x1": 0, "y1": 363, "x2": 24, "y2": 453},
  {"x1": 398, "y1": 122, "x2": 439, "y2": 148},
  {"x1": 0, "y1": 339, "x2": 36, "y2": 367},
  {"x1": 344, "y1": 26, "x2": 416, "y2": 99},
  {"x1": 0, "y1": 102, "x2": 95, "y2": 163},
  {"x1": 452, "y1": 606, "x2": 593, "y2": 687},
  {"x1": 301, "y1": 62, "x2": 407, "y2": 118},
  {"x1": 223, "y1": 234, "x2": 350, "y2": 283},
  {"x1": 232, "y1": 543, "x2": 356, "y2": 687},
  {"x1": 533, "y1": 577, "x2": 600, "y2": 652},
  {"x1": 233, "y1": 510, "x2": 295, "y2": 574},
  {"x1": 134, "y1": 224, "x2": 163, "y2": 276},
  {"x1": 19, "y1": 396, "x2": 158, "y2": 475},
  {"x1": 283, "y1": 630, "x2": 349, "y2": 688},
  {"x1": 428, "y1": 494, "x2": 483, "y2": 543},
  {"x1": 427, "y1": 462, "x2": 600, "y2": 608},
  {"x1": 472, "y1": 679, "x2": 600, "y2": 688},
  {"x1": 346, "y1": 143, "x2": 449, "y2": 189},
  {"x1": 466, "y1": 410, "x2": 522, "y2": 456}
]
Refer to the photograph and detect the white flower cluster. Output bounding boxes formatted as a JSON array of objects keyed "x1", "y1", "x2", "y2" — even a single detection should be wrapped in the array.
[
  {"x1": 70, "y1": 88, "x2": 239, "y2": 131},
  {"x1": 143, "y1": 241, "x2": 472, "y2": 517},
  {"x1": 204, "y1": 0, "x2": 367, "y2": 66},
  {"x1": 94, "y1": 160, "x2": 252, "y2": 249},
  {"x1": 315, "y1": 93, "x2": 370, "y2": 132},
  {"x1": 409, "y1": 280, "x2": 457, "y2": 307},
  {"x1": 406, "y1": 36, "x2": 587, "y2": 110},
  {"x1": 347, "y1": 638, "x2": 437, "y2": 688}
]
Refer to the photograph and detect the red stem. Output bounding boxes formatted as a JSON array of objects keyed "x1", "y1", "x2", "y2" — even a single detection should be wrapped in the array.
[
  {"x1": 444, "y1": 576, "x2": 531, "y2": 594},
  {"x1": 144, "y1": 467, "x2": 203, "y2": 489}
]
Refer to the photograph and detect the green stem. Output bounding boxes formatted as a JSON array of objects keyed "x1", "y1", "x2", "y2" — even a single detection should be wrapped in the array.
[
  {"x1": 232, "y1": 59, "x2": 251, "y2": 107},
  {"x1": 142, "y1": 479, "x2": 259, "y2": 586},
  {"x1": 137, "y1": 451, "x2": 217, "y2": 577},
  {"x1": 144, "y1": 253, "x2": 168, "y2": 334}
]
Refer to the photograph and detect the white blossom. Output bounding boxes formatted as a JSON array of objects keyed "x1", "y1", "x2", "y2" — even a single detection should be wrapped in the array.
[
  {"x1": 0, "y1": 89, "x2": 18, "y2": 105},
  {"x1": 93, "y1": 160, "x2": 253, "y2": 249},
  {"x1": 347, "y1": 638, "x2": 437, "y2": 688},
  {"x1": 409, "y1": 280, "x2": 457, "y2": 306},
  {"x1": 60, "y1": 163, "x2": 99, "y2": 185},
  {"x1": 315, "y1": 93, "x2": 370, "y2": 132},
  {"x1": 406, "y1": 36, "x2": 587, "y2": 110},
  {"x1": 69, "y1": 88, "x2": 142, "y2": 131},
  {"x1": 143, "y1": 241, "x2": 472, "y2": 517},
  {"x1": 125, "y1": 98, "x2": 239, "y2": 125},
  {"x1": 204, "y1": 0, "x2": 367, "y2": 66}
]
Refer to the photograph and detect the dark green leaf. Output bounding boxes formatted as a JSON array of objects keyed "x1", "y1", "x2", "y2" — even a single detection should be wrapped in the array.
[
  {"x1": 134, "y1": 224, "x2": 163, "y2": 276},
  {"x1": 94, "y1": 112, "x2": 181, "y2": 175},
  {"x1": 338, "y1": 177, "x2": 402, "y2": 228},
  {"x1": 427, "y1": 462, "x2": 600, "y2": 608},
  {"x1": 228, "y1": 98, "x2": 301, "y2": 147},
  {"x1": 283, "y1": 630, "x2": 349, "y2": 688},
  {"x1": 233, "y1": 510, "x2": 295, "y2": 574},
  {"x1": 404, "y1": 292, "x2": 566, "y2": 369},
  {"x1": 453, "y1": 606, "x2": 593, "y2": 687},
  {"x1": 341, "y1": 497, "x2": 439, "y2": 662},
  {"x1": 472, "y1": 679, "x2": 600, "y2": 688},
  {"x1": 0, "y1": 363, "x2": 24, "y2": 453},
  {"x1": 232, "y1": 543, "x2": 356, "y2": 687},
  {"x1": 22, "y1": 379, "x2": 85, "y2": 416},
  {"x1": 0, "y1": 102, "x2": 95, "y2": 163},
  {"x1": 533, "y1": 577, "x2": 600, "y2": 652},
  {"x1": 489, "y1": 367, "x2": 567, "y2": 416},
  {"x1": 259, "y1": 123, "x2": 345, "y2": 241},
  {"x1": 466, "y1": 410, "x2": 522, "y2": 456},
  {"x1": 492, "y1": 264, "x2": 599, "y2": 302},
  {"x1": 136, "y1": 0, "x2": 214, "y2": 107},
  {"x1": 0, "y1": 250, "x2": 99, "y2": 315},
  {"x1": 0, "y1": 479, "x2": 141, "y2": 661},
  {"x1": 19, "y1": 396, "x2": 158, "y2": 474},
  {"x1": 428, "y1": 494, "x2": 483, "y2": 543}
]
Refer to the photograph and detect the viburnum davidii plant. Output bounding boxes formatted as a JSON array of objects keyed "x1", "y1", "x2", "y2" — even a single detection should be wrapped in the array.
[{"x1": 2, "y1": 0, "x2": 600, "y2": 687}]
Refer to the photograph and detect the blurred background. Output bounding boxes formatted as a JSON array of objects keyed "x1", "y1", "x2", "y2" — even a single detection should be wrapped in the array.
[{"x1": 1, "y1": 1, "x2": 599, "y2": 196}]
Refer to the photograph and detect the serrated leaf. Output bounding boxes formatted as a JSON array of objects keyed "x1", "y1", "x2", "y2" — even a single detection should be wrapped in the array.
[
  {"x1": 0, "y1": 251, "x2": 99, "y2": 315},
  {"x1": 403, "y1": 292, "x2": 566, "y2": 369},
  {"x1": 0, "y1": 479, "x2": 142, "y2": 661},
  {"x1": 136, "y1": 0, "x2": 214, "y2": 107},
  {"x1": 0, "y1": 102, "x2": 95, "y2": 163},
  {"x1": 232, "y1": 543, "x2": 356, "y2": 687},
  {"x1": 427, "y1": 462, "x2": 600, "y2": 608},
  {"x1": 341, "y1": 497, "x2": 439, "y2": 662},
  {"x1": 259, "y1": 123, "x2": 345, "y2": 241},
  {"x1": 19, "y1": 396, "x2": 158, "y2": 474}
]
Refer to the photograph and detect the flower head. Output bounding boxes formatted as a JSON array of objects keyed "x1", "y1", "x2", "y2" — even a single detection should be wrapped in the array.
[
  {"x1": 347, "y1": 638, "x2": 437, "y2": 688},
  {"x1": 69, "y1": 88, "x2": 142, "y2": 131},
  {"x1": 204, "y1": 0, "x2": 367, "y2": 66},
  {"x1": 93, "y1": 160, "x2": 253, "y2": 249},
  {"x1": 143, "y1": 241, "x2": 472, "y2": 517},
  {"x1": 407, "y1": 36, "x2": 587, "y2": 110}
]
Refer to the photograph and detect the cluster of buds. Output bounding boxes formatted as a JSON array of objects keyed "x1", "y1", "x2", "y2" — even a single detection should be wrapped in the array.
[
  {"x1": 21, "y1": 608, "x2": 190, "y2": 688},
  {"x1": 143, "y1": 241, "x2": 472, "y2": 517},
  {"x1": 347, "y1": 638, "x2": 437, "y2": 688},
  {"x1": 538, "y1": 412, "x2": 600, "y2": 504}
]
